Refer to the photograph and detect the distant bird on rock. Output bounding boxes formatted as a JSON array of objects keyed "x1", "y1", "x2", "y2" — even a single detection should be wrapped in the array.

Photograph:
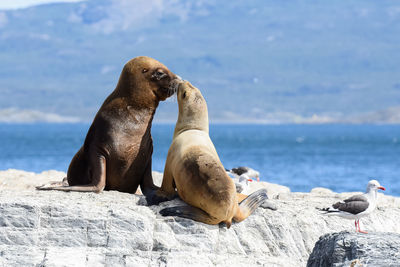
[
  {"x1": 226, "y1": 166, "x2": 260, "y2": 182},
  {"x1": 226, "y1": 166, "x2": 261, "y2": 194},
  {"x1": 320, "y1": 180, "x2": 385, "y2": 234}
]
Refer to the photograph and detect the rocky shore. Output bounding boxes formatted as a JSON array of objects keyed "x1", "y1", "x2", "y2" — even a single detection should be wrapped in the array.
[{"x1": 0, "y1": 169, "x2": 399, "y2": 266}]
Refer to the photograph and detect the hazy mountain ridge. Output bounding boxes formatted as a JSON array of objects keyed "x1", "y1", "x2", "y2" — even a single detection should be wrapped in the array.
[
  {"x1": 0, "y1": 108, "x2": 80, "y2": 123},
  {"x1": 0, "y1": 0, "x2": 399, "y2": 123},
  {"x1": 1, "y1": 106, "x2": 399, "y2": 124}
]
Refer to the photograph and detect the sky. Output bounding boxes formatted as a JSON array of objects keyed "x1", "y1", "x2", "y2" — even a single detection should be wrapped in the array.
[
  {"x1": 0, "y1": 0, "x2": 84, "y2": 10},
  {"x1": 0, "y1": 0, "x2": 399, "y2": 123}
]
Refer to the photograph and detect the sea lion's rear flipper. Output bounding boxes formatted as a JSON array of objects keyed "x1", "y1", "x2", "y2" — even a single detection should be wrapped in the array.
[
  {"x1": 233, "y1": 189, "x2": 268, "y2": 222},
  {"x1": 237, "y1": 193, "x2": 248, "y2": 203},
  {"x1": 160, "y1": 205, "x2": 221, "y2": 226}
]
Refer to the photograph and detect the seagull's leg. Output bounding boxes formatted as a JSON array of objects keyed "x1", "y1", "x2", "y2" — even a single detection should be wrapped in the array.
[
  {"x1": 357, "y1": 219, "x2": 368, "y2": 234},
  {"x1": 354, "y1": 220, "x2": 358, "y2": 232}
]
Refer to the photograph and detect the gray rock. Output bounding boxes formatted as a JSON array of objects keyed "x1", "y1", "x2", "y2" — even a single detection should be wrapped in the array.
[
  {"x1": 0, "y1": 170, "x2": 400, "y2": 266},
  {"x1": 307, "y1": 231, "x2": 400, "y2": 267},
  {"x1": 310, "y1": 187, "x2": 334, "y2": 195}
]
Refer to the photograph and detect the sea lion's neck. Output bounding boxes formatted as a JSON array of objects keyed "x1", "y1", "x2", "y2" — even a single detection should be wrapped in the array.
[
  {"x1": 121, "y1": 88, "x2": 159, "y2": 110},
  {"x1": 173, "y1": 96, "x2": 210, "y2": 137},
  {"x1": 173, "y1": 113, "x2": 209, "y2": 138},
  {"x1": 103, "y1": 89, "x2": 159, "y2": 112},
  {"x1": 111, "y1": 70, "x2": 159, "y2": 110}
]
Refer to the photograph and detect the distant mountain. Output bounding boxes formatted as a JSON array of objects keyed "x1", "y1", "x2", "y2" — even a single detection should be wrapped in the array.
[
  {"x1": 0, "y1": 0, "x2": 399, "y2": 123},
  {"x1": 0, "y1": 108, "x2": 80, "y2": 123}
]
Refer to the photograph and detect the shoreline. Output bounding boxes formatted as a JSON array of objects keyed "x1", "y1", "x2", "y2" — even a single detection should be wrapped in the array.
[{"x1": 1, "y1": 168, "x2": 399, "y2": 198}]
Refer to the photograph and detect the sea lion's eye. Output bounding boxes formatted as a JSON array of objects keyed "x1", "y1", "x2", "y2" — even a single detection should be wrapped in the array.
[
  {"x1": 182, "y1": 91, "x2": 186, "y2": 99},
  {"x1": 152, "y1": 69, "x2": 167, "y2": 80},
  {"x1": 142, "y1": 68, "x2": 148, "y2": 73}
]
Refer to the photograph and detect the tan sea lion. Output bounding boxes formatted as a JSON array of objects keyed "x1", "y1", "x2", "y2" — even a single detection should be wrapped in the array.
[
  {"x1": 36, "y1": 56, "x2": 180, "y2": 204},
  {"x1": 155, "y1": 81, "x2": 268, "y2": 227}
]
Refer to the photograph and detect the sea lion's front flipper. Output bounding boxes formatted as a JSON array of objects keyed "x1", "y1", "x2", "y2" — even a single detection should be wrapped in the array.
[
  {"x1": 36, "y1": 179, "x2": 67, "y2": 190},
  {"x1": 160, "y1": 205, "x2": 221, "y2": 226},
  {"x1": 145, "y1": 189, "x2": 178, "y2": 206},
  {"x1": 233, "y1": 189, "x2": 268, "y2": 222},
  {"x1": 37, "y1": 184, "x2": 102, "y2": 192},
  {"x1": 36, "y1": 155, "x2": 106, "y2": 193},
  {"x1": 145, "y1": 158, "x2": 178, "y2": 205}
]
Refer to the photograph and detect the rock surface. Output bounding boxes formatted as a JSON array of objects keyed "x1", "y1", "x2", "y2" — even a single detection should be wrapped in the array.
[
  {"x1": 307, "y1": 231, "x2": 400, "y2": 267},
  {"x1": 0, "y1": 169, "x2": 66, "y2": 191},
  {"x1": 0, "y1": 169, "x2": 400, "y2": 266}
]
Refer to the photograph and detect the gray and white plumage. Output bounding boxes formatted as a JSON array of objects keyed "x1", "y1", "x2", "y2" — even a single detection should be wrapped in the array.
[
  {"x1": 329, "y1": 194, "x2": 369, "y2": 218},
  {"x1": 226, "y1": 166, "x2": 260, "y2": 181},
  {"x1": 226, "y1": 166, "x2": 260, "y2": 194},
  {"x1": 321, "y1": 179, "x2": 386, "y2": 233},
  {"x1": 232, "y1": 174, "x2": 253, "y2": 194}
]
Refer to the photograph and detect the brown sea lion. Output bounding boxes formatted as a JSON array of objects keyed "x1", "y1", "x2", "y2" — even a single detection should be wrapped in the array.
[
  {"x1": 155, "y1": 81, "x2": 268, "y2": 227},
  {"x1": 36, "y1": 56, "x2": 180, "y2": 204}
]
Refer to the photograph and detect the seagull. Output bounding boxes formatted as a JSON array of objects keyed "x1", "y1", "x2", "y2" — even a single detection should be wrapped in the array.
[
  {"x1": 232, "y1": 174, "x2": 254, "y2": 194},
  {"x1": 226, "y1": 166, "x2": 260, "y2": 182},
  {"x1": 320, "y1": 180, "x2": 385, "y2": 234}
]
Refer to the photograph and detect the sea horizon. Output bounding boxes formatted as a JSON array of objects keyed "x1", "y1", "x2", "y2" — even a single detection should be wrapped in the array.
[{"x1": 1, "y1": 123, "x2": 399, "y2": 196}]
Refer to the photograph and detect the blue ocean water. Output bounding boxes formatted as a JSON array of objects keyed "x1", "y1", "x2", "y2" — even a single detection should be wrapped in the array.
[{"x1": 0, "y1": 123, "x2": 399, "y2": 196}]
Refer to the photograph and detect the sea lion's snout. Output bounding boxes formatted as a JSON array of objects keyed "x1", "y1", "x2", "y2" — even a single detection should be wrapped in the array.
[
  {"x1": 177, "y1": 81, "x2": 196, "y2": 92},
  {"x1": 168, "y1": 75, "x2": 184, "y2": 96},
  {"x1": 177, "y1": 81, "x2": 187, "y2": 97},
  {"x1": 177, "y1": 81, "x2": 199, "y2": 104}
]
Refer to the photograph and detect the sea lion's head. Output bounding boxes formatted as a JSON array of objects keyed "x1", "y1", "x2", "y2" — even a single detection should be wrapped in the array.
[
  {"x1": 118, "y1": 56, "x2": 181, "y2": 105},
  {"x1": 174, "y1": 81, "x2": 209, "y2": 134}
]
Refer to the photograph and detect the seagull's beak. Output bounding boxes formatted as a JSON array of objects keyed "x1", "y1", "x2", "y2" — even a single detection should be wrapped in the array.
[{"x1": 378, "y1": 186, "x2": 386, "y2": 191}]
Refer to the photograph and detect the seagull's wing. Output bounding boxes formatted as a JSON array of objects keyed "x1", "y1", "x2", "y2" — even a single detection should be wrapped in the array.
[
  {"x1": 231, "y1": 167, "x2": 249, "y2": 176},
  {"x1": 343, "y1": 194, "x2": 368, "y2": 203},
  {"x1": 331, "y1": 194, "x2": 369, "y2": 215}
]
